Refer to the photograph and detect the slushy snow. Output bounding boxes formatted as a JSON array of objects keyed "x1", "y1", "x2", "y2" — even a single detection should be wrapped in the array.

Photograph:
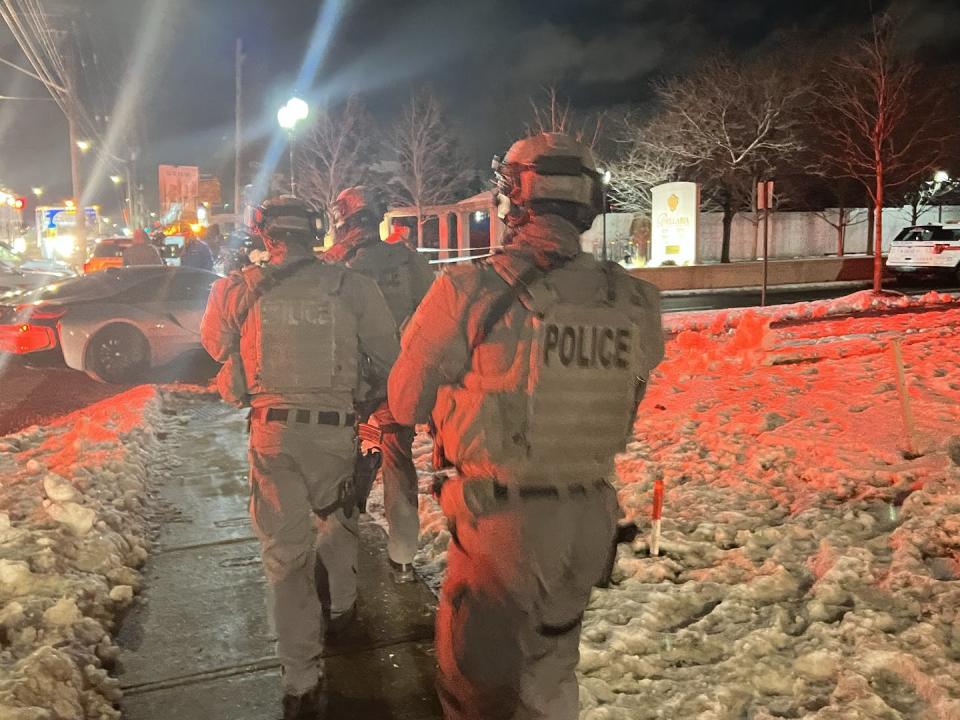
[
  {"x1": 391, "y1": 290, "x2": 960, "y2": 719},
  {"x1": 2, "y1": 290, "x2": 959, "y2": 719},
  {"x1": 0, "y1": 387, "x2": 161, "y2": 720}
]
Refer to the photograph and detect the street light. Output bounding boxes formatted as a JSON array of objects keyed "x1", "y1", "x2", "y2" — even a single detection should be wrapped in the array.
[
  {"x1": 600, "y1": 169, "x2": 612, "y2": 262},
  {"x1": 932, "y1": 171, "x2": 952, "y2": 222},
  {"x1": 110, "y1": 175, "x2": 123, "y2": 185},
  {"x1": 277, "y1": 96, "x2": 309, "y2": 195},
  {"x1": 76, "y1": 139, "x2": 91, "y2": 153},
  {"x1": 31, "y1": 187, "x2": 43, "y2": 198}
]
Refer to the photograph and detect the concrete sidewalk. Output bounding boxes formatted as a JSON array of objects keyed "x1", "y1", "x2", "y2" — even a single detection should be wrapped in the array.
[{"x1": 116, "y1": 394, "x2": 442, "y2": 720}]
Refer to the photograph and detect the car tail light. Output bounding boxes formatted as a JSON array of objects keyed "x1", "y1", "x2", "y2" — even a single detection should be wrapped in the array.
[
  {"x1": 14, "y1": 304, "x2": 65, "y2": 321},
  {"x1": 0, "y1": 323, "x2": 56, "y2": 354}
]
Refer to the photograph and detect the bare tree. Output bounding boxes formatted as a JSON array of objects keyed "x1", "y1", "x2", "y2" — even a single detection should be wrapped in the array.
[
  {"x1": 295, "y1": 96, "x2": 374, "y2": 225},
  {"x1": 606, "y1": 120, "x2": 679, "y2": 214},
  {"x1": 814, "y1": 13, "x2": 954, "y2": 291},
  {"x1": 636, "y1": 53, "x2": 809, "y2": 262},
  {"x1": 387, "y1": 88, "x2": 473, "y2": 246},
  {"x1": 526, "y1": 85, "x2": 604, "y2": 148}
]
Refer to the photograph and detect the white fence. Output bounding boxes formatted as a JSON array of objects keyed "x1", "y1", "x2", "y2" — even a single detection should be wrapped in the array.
[{"x1": 582, "y1": 205, "x2": 960, "y2": 263}]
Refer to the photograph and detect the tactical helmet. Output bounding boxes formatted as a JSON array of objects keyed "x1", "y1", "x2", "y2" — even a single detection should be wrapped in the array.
[
  {"x1": 492, "y1": 133, "x2": 603, "y2": 231},
  {"x1": 251, "y1": 195, "x2": 324, "y2": 246},
  {"x1": 332, "y1": 186, "x2": 382, "y2": 231}
]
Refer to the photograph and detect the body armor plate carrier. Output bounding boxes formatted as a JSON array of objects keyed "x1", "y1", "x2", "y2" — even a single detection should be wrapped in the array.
[{"x1": 251, "y1": 266, "x2": 359, "y2": 396}]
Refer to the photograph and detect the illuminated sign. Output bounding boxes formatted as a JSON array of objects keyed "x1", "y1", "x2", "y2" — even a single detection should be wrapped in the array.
[
  {"x1": 159, "y1": 165, "x2": 200, "y2": 213},
  {"x1": 651, "y1": 182, "x2": 699, "y2": 266}
]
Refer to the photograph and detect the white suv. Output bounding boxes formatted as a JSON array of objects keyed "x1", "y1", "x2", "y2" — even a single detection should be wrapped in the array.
[{"x1": 886, "y1": 224, "x2": 960, "y2": 283}]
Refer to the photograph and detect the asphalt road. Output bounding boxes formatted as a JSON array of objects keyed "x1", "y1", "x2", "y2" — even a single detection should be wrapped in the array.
[
  {"x1": 1, "y1": 278, "x2": 957, "y2": 438},
  {"x1": 661, "y1": 281, "x2": 960, "y2": 314}
]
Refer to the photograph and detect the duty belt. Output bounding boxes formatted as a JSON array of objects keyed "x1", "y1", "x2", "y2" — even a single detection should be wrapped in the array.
[
  {"x1": 249, "y1": 407, "x2": 356, "y2": 427},
  {"x1": 458, "y1": 478, "x2": 610, "y2": 516}
]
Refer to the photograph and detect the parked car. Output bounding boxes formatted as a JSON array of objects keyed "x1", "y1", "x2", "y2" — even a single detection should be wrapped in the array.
[
  {"x1": 0, "y1": 242, "x2": 74, "y2": 275},
  {"x1": 0, "y1": 255, "x2": 71, "y2": 298},
  {"x1": 886, "y1": 224, "x2": 960, "y2": 283},
  {"x1": 83, "y1": 237, "x2": 133, "y2": 273},
  {"x1": 0, "y1": 266, "x2": 218, "y2": 383},
  {"x1": 160, "y1": 236, "x2": 185, "y2": 267}
]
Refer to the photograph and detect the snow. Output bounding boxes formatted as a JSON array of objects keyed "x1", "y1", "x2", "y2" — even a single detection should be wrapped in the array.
[
  {"x1": 0, "y1": 387, "x2": 161, "y2": 720},
  {"x1": 1, "y1": 288, "x2": 958, "y2": 719},
  {"x1": 399, "y1": 291, "x2": 960, "y2": 719}
]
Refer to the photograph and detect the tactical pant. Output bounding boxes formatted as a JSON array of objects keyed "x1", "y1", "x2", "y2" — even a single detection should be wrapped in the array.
[
  {"x1": 435, "y1": 477, "x2": 618, "y2": 720},
  {"x1": 381, "y1": 424, "x2": 419, "y2": 565},
  {"x1": 248, "y1": 416, "x2": 358, "y2": 694}
]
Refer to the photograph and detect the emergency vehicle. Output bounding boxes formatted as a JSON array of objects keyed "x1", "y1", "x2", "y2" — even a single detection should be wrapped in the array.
[{"x1": 886, "y1": 224, "x2": 960, "y2": 283}]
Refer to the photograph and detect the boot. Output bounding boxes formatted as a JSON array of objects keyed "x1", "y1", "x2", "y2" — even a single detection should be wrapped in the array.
[
  {"x1": 388, "y1": 558, "x2": 416, "y2": 584},
  {"x1": 324, "y1": 601, "x2": 357, "y2": 638},
  {"x1": 282, "y1": 682, "x2": 326, "y2": 720}
]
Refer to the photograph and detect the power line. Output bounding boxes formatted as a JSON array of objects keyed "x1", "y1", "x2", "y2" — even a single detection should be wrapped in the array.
[{"x1": 0, "y1": 53, "x2": 63, "y2": 90}]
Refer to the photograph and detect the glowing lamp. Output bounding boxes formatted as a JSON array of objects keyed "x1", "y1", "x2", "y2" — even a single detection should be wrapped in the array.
[
  {"x1": 51, "y1": 235, "x2": 76, "y2": 258},
  {"x1": 278, "y1": 97, "x2": 309, "y2": 130},
  {"x1": 277, "y1": 105, "x2": 295, "y2": 130},
  {"x1": 287, "y1": 97, "x2": 309, "y2": 122}
]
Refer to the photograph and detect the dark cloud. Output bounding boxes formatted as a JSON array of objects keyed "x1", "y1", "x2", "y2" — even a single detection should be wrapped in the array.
[{"x1": 0, "y1": 0, "x2": 958, "y2": 212}]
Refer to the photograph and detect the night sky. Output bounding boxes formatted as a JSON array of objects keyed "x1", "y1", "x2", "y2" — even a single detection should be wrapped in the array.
[{"x1": 1, "y1": 0, "x2": 958, "y2": 215}]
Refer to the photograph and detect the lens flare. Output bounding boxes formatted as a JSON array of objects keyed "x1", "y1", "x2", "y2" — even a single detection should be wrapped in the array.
[{"x1": 81, "y1": 0, "x2": 183, "y2": 208}]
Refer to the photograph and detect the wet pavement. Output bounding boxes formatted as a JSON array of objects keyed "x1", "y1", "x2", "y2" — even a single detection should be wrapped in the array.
[{"x1": 117, "y1": 394, "x2": 442, "y2": 720}]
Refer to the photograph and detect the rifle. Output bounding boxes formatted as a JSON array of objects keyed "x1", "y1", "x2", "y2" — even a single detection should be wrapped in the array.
[{"x1": 349, "y1": 447, "x2": 382, "y2": 516}]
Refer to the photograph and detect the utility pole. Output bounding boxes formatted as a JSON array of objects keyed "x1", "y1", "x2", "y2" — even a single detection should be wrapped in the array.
[
  {"x1": 234, "y1": 38, "x2": 243, "y2": 218},
  {"x1": 63, "y1": 39, "x2": 86, "y2": 249}
]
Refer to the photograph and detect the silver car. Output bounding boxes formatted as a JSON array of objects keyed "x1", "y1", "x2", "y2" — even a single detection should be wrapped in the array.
[{"x1": 0, "y1": 266, "x2": 218, "y2": 383}]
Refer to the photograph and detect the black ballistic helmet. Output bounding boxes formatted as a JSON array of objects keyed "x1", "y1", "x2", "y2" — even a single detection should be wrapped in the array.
[{"x1": 252, "y1": 195, "x2": 324, "y2": 246}]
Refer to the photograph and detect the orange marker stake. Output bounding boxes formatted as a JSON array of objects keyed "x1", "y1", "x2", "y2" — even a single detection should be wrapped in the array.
[
  {"x1": 650, "y1": 479, "x2": 664, "y2": 556},
  {"x1": 890, "y1": 339, "x2": 919, "y2": 456}
]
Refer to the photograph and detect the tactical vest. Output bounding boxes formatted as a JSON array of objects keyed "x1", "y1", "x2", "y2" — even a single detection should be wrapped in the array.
[
  {"x1": 521, "y1": 271, "x2": 640, "y2": 485},
  {"x1": 439, "y1": 258, "x2": 646, "y2": 488},
  {"x1": 347, "y1": 242, "x2": 417, "y2": 328},
  {"x1": 246, "y1": 264, "x2": 359, "y2": 396}
]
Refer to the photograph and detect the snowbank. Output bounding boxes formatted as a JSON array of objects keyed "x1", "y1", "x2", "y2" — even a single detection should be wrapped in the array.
[
  {"x1": 0, "y1": 387, "x2": 162, "y2": 720},
  {"x1": 405, "y1": 292, "x2": 960, "y2": 719}
]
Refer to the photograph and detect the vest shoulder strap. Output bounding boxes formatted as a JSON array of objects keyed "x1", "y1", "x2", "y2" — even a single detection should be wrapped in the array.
[{"x1": 470, "y1": 260, "x2": 545, "y2": 352}]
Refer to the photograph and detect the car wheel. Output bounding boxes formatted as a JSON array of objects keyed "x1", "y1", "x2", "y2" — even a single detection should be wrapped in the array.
[{"x1": 85, "y1": 324, "x2": 150, "y2": 384}]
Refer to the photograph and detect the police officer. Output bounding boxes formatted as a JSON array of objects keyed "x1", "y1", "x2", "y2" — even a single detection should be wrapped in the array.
[
  {"x1": 200, "y1": 195, "x2": 399, "y2": 719},
  {"x1": 324, "y1": 186, "x2": 435, "y2": 582},
  {"x1": 387, "y1": 134, "x2": 664, "y2": 720}
]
